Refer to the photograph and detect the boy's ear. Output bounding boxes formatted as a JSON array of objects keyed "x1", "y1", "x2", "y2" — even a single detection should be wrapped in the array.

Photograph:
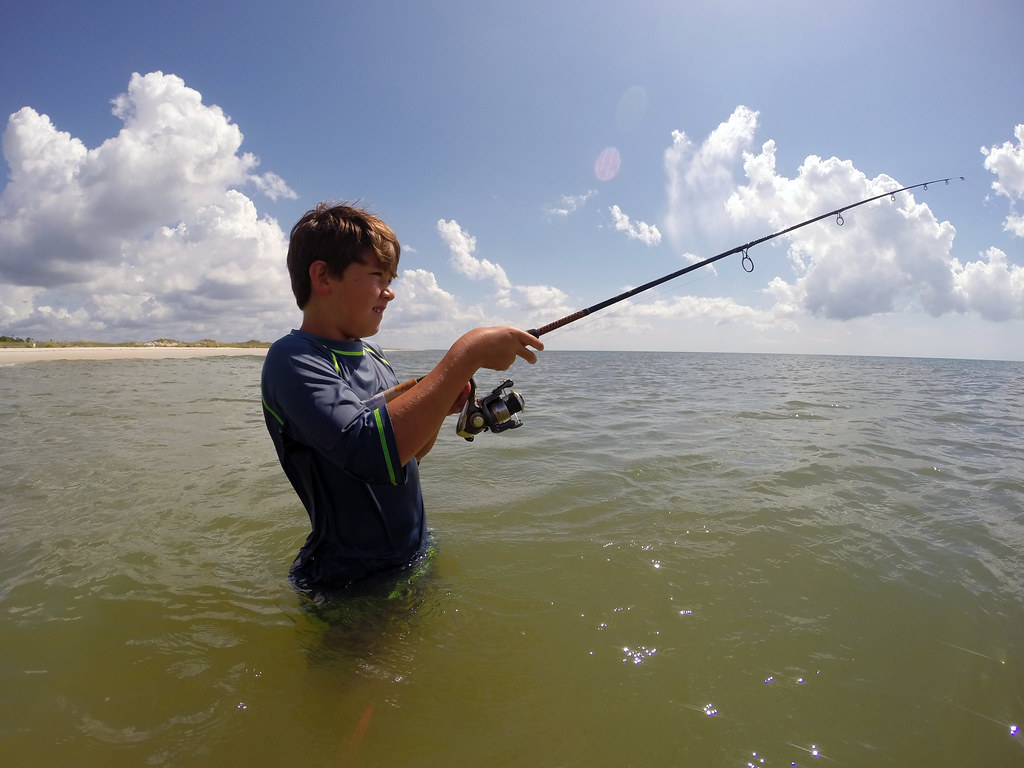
[{"x1": 308, "y1": 260, "x2": 332, "y2": 296}]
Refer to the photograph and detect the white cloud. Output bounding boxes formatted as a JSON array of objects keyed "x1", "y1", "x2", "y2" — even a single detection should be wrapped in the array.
[
  {"x1": 411, "y1": 115, "x2": 1024, "y2": 352},
  {"x1": 430, "y1": 219, "x2": 573, "y2": 332},
  {"x1": 0, "y1": 71, "x2": 297, "y2": 341},
  {"x1": 436, "y1": 218, "x2": 512, "y2": 290},
  {"x1": 653, "y1": 110, "x2": 1024, "y2": 334},
  {"x1": 515, "y1": 283, "x2": 571, "y2": 313},
  {"x1": 544, "y1": 190, "x2": 597, "y2": 218},
  {"x1": 719, "y1": 131, "x2": 1022, "y2": 322},
  {"x1": 381, "y1": 266, "x2": 573, "y2": 348},
  {"x1": 663, "y1": 105, "x2": 759, "y2": 247},
  {"x1": 951, "y1": 247, "x2": 1024, "y2": 320},
  {"x1": 727, "y1": 146, "x2": 957, "y2": 319},
  {"x1": 680, "y1": 250, "x2": 718, "y2": 276},
  {"x1": 982, "y1": 124, "x2": 1024, "y2": 237},
  {"x1": 629, "y1": 294, "x2": 789, "y2": 331},
  {"x1": 250, "y1": 171, "x2": 298, "y2": 202},
  {"x1": 383, "y1": 267, "x2": 488, "y2": 346},
  {"x1": 5, "y1": 80, "x2": 1019, "y2": 353},
  {"x1": 609, "y1": 205, "x2": 662, "y2": 245}
]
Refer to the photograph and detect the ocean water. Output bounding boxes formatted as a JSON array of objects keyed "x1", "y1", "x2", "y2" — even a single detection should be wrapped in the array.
[{"x1": 1, "y1": 350, "x2": 1022, "y2": 767}]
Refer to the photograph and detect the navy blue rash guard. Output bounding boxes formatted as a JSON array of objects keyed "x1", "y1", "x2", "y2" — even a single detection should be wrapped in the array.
[{"x1": 261, "y1": 329, "x2": 424, "y2": 591}]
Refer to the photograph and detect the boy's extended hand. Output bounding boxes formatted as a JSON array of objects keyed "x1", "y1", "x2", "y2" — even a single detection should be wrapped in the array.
[{"x1": 450, "y1": 326, "x2": 543, "y2": 371}]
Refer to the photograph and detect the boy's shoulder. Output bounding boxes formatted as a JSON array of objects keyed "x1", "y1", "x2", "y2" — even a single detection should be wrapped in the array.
[
  {"x1": 268, "y1": 329, "x2": 308, "y2": 353},
  {"x1": 265, "y1": 330, "x2": 308, "y2": 363},
  {"x1": 268, "y1": 330, "x2": 339, "y2": 356},
  {"x1": 265, "y1": 331, "x2": 386, "y2": 371},
  {"x1": 264, "y1": 330, "x2": 329, "y2": 373}
]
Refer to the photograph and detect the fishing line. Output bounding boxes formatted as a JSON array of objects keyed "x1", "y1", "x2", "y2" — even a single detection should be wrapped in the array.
[{"x1": 527, "y1": 176, "x2": 965, "y2": 338}]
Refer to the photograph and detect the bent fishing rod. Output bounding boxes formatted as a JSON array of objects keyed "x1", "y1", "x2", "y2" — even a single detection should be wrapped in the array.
[
  {"x1": 450, "y1": 176, "x2": 963, "y2": 440},
  {"x1": 526, "y1": 176, "x2": 964, "y2": 338}
]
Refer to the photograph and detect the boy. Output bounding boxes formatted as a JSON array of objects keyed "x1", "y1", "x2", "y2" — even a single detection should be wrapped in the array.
[{"x1": 261, "y1": 203, "x2": 542, "y2": 594}]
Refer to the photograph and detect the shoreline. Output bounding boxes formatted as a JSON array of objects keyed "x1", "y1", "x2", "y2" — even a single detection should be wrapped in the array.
[{"x1": 0, "y1": 346, "x2": 269, "y2": 364}]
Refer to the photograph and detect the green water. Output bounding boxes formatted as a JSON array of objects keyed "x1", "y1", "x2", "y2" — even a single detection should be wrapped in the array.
[{"x1": 1, "y1": 352, "x2": 1022, "y2": 766}]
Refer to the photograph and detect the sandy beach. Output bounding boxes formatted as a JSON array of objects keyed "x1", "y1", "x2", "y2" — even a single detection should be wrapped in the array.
[{"x1": 0, "y1": 346, "x2": 269, "y2": 364}]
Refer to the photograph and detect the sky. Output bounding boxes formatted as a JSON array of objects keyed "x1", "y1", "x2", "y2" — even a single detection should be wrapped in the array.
[{"x1": 1, "y1": 0, "x2": 1022, "y2": 360}]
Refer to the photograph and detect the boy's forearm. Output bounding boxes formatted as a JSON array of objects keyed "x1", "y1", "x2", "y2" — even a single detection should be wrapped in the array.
[
  {"x1": 387, "y1": 343, "x2": 478, "y2": 465},
  {"x1": 388, "y1": 326, "x2": 542, "y2": 466},
  {"x1": 415, "y1": 429, "x2": 440, "y2": 462}
]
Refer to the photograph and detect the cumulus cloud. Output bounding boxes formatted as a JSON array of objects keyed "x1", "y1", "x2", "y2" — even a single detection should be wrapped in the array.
[
  {"x1": 437, "y1": 218, "x2": 512, "y2": 290},
  {"x1": 663, "y1": 105, "x2": 759, "y2": 247},
  {"x1": 383, "y1": 267, "x2": 486, "y2": 346},
  {"x1": 726, "y1": 146, "x2": 960, "y2": 319},
  {"x1": 982, "y1": 124, "x2": 1024, "y2": 237},
  {"x1": 544, "y1": 190, "x2": 597, "y2": 218},
  {"x1": 432, "y1": 218, "x2": 572, "y2": 328},
  {"x1": 411, "y1": 118, "x2": 1024, "y2": 349},
  {"x1": 630, "y1": 294, "x2": 787, "y2": 330},
  {"x1": 609, "y1": 205, "x2": 662, "y2": 245},
  {"x1": 536, "y1": 290, "x2": 796, "y2": 348},
  {"x1": 950, "y1": 247, "x2": 1024, "y2": 320},
  {"x1": 0, "y1": 71, "x2": 296, "y2": 341},
  {"x1": 660, "y1": 112, "x2": 1024, "y2": 323},
  {"x1": 647, "y1": 110, "x2": 1024, "y2": 333}
]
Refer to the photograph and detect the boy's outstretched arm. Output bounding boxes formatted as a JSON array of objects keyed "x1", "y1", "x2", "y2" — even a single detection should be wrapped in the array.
[{"x1": 387, "y1": 326, "x2": 543, "y2": 466}]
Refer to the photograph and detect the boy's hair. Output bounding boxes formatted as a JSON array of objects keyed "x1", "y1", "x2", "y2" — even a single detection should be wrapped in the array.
[{"x1": 286, "y1": 203, "x2": 401, "y2": 309}]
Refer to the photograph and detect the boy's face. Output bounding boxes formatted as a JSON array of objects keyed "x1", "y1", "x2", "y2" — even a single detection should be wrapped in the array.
[{"x1": 326, "y1": 256, "x2": 397, "y2": 340}]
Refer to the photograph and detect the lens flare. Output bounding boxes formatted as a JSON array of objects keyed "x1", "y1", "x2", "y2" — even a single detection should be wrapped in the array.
[{"x1": 594, "y1": 147, "x2": 621, "y2": 182}]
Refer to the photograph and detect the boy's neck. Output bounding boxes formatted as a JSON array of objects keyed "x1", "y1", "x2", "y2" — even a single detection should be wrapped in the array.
[{"x1": 299, "y1": 311, "x2": 359, "y2": 342}]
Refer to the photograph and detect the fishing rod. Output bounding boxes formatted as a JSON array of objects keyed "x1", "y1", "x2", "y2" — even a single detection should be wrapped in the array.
[
  {"x1": 455, "y1": 175, "x2": 963, "y2": 440},
  {"x1": 526, "y1": 176, "x2": 964, "y2": 338}
]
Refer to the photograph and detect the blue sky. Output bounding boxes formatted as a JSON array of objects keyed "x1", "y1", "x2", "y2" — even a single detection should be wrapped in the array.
[{"x1": 1, "y1": 0, "x2": 1022, "y2": 359}]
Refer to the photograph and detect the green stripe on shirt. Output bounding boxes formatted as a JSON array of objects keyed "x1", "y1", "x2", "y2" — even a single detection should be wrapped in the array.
[{"x1": 373, "y1": 407, "x2": 399, "y2": 485}]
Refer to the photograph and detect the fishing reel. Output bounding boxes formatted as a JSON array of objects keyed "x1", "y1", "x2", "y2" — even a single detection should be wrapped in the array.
[{"x1": 456, "y1": 378, "x2": 525, "y2": 441}]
